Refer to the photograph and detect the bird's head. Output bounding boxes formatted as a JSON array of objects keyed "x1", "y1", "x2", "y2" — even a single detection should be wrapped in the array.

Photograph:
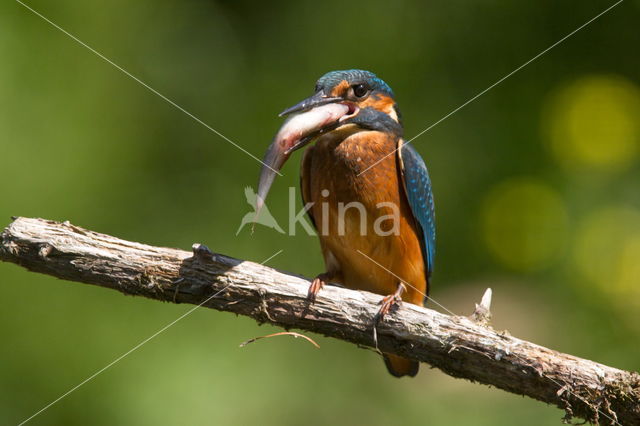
[
  {"x1": 280, "y1": 69, "x2": 401, "y2": 134},
  {"x1": 256, "y1": 70, "x2": 401, "y2": 212}
]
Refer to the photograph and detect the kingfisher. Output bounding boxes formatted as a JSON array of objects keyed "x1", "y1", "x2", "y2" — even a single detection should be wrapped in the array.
[{"x1": 257, "y1": 69, "x2": 435, "y2": 377}]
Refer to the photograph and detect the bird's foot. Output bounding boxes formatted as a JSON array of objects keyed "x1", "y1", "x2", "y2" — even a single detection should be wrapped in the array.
[
  {"x1": 308, "y1": 272, "x2": 330, "y2": 302},
  {"x1": 375, "y1": 283, "x2": 406, "y2": 324}
]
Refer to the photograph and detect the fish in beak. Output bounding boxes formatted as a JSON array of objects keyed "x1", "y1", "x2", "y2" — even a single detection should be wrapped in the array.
[{"x1": 256, "y1": 95, "x2": 358, "y2": 214}]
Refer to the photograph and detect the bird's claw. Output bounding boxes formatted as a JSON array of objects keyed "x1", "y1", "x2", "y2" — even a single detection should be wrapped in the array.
[
  {"x1": 375, "y1": 283, "x2": 406, "y2": 324},
  {"x1": 375, "y1": 295, "x2": 402, "y2": 323},
  {"x1": 308, "y1": 273, "x2": 329, "y2": 302}
]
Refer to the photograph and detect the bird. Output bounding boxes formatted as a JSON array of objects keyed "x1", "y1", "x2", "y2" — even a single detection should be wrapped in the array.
[{"x1": 257, "y1": 69, "x2": 435, "y2": 377}]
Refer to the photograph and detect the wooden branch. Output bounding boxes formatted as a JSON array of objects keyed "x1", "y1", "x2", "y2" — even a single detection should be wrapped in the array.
[{"x1": 1, "y1": 218, "x2": 638, "y2": 425}]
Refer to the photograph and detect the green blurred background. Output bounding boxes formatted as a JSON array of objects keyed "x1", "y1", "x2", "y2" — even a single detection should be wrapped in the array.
[{"x1": 2, "y1": 1, "x2": 639, "y2": 424}]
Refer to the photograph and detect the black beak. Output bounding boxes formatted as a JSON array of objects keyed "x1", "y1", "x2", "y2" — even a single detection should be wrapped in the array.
[{"x1": 279, "y1": 91, "x2": 343, "y2": 117}]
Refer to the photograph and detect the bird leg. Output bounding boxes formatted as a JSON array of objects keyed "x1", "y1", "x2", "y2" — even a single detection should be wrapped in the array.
[
  {"x1": 308, "y1": 272, "x2": 334, "y2": 302},
  {"x1": 375, "y1": 282, "x2": 407, "y2": 323}
]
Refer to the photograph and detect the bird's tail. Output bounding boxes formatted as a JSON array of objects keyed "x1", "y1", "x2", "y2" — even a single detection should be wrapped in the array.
[{"x1": 383, "y1": 353, "x2": 419, "y2": 378}]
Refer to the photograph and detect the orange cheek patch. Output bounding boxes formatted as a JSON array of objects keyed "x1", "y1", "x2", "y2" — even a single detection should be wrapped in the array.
[
  {"x1": 359, "y1": 94, "x2": 395, "y2": 114},
  {"x1": 330, "y1": 80, "x2": 350, "y2": 97}
]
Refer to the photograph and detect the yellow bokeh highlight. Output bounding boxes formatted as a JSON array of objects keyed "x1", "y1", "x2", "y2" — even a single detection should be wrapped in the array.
[
  {"x1": 481, "y1": 177, "x2": 569, "y2": 272},
  {"x1": 574, "y1": 206, "x2": 640, "y2": 307},
  {"x1": 545, "y1": 75, "x2": 640, "y2": 172}
]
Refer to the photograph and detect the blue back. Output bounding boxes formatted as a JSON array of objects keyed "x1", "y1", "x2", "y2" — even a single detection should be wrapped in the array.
[{"x1": 398, "y1": 141, "x2": 436, "y2": 294}]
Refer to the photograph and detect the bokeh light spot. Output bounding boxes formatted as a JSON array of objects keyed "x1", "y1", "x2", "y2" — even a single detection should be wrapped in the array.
[
  {"x1": 481, "y1": 177, "x2": 568, "y2": 271},
  {"x1": 574, "y1": 206, "x2": 640, "y2": 307},
  {"x1": 544, "y1": 75, "x2": 640, "y2": 172}
]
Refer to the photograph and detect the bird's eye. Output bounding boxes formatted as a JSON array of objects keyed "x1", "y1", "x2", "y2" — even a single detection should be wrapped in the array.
[{"x1": 352, "y1": 83, "x2": 369, "y2": 98}]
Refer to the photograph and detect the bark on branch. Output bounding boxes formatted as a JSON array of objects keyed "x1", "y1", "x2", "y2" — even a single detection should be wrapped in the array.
[{"x1": 1, "y1": 217, "x2": 638, "y2": 425}]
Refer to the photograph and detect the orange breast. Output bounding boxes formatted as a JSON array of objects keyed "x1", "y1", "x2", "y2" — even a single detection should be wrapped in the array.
[{"x1": 303, "y1": 130, "x2": 427, "y2": 305}]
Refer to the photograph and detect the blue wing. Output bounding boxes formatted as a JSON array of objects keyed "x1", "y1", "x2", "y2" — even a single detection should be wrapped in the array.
[{"x1": 398, "y1": 140, "x2": 436, "y2": 291}]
